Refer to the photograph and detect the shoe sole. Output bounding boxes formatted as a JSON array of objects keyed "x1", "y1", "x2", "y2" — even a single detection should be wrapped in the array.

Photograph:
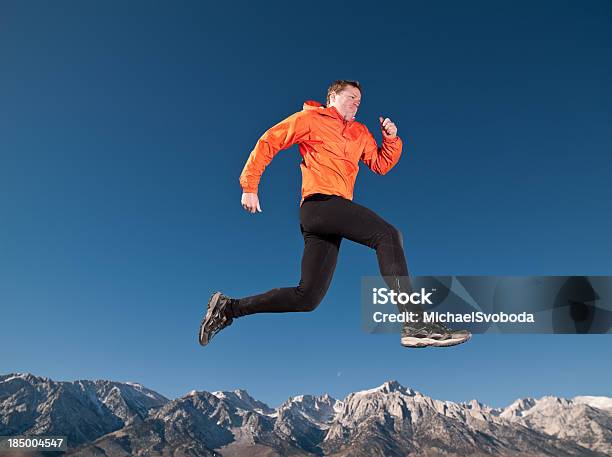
[
  {"x1": 199, "y1": 291, "x2": 222, "y2": 346},
  {"x1": 401, "y1": 333, "x2": 471, "y2": 348}
]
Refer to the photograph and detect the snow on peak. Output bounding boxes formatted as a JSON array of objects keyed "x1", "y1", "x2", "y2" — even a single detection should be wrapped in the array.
[
  {"x1": 353, "y1": 380, "x2": 415, "y2": 397},
  {"x1": 1, "y1": 373, "x2": 28, "y2": 382},
  {"x1": 573, "y1": 396, "x2": 612, "y2": 412},
  {"x1": 500, "y1": 397, "x2": 537, "y2": 418},
  {"x1": 1, "y1": 373, "x2": 50, "y2": 384},
  {"x1": 497, "y1": 395, "x2": 608, "y2": 420},
  {"x1": 233, "y1": 388, "x2": 251, "y2": 398},
  {"x1": 212, "y1": 389, "x2": 273, "y2": 414},
  {"x1": 466, "y1": 399, "x2": 484, "y2": 409}
]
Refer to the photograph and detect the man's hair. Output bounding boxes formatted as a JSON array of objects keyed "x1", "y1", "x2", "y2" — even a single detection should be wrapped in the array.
[{"x1": 326, "y1": 80, "x2": 362, "y2": 106}]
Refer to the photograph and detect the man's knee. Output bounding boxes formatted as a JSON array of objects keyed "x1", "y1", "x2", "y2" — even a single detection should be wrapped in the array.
[
  {"x1": 375, "y1": 224, "x2": 404, "y2": 249},
  {"x1": 392, "y1": 225, "x2": 404, "y2": 249},
  {"x1": 294, "y1": 286, "x2": 325, "y2": 312}
]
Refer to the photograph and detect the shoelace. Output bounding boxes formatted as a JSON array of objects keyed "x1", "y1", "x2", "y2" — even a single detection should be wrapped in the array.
[
  {"x1": 205, "y1": 302, "x2": 233, "y2": 338},
  {"x1": 429, "y1": 321, "x2": 452, "y2": 334}
]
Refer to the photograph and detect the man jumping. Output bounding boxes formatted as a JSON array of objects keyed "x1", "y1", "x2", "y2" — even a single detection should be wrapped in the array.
[{"x1": 199, "y1": 80, "x2": 471, "y2": 348}]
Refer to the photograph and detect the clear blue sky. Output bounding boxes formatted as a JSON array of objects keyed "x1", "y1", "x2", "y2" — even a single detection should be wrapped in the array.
[{"x1": 1, "y1": 1, "x2": 611, "y2": 408}]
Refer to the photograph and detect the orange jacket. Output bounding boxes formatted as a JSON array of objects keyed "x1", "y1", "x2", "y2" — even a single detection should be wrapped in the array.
[{"x1": 239, "y1": 100, "x2": 403, "y2": 203}]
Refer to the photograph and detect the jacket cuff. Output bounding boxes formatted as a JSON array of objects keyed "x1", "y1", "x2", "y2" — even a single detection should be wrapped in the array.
[
  {"x1": 383, "y1": 135, "x2": 401, "y2": 143},
  {"x1": 241, "y1": 185, "x2": 258, "y2": 194}
]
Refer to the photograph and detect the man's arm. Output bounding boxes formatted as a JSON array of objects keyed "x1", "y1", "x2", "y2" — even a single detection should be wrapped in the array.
[
  {"x1": 239, "y1": 111, "x2": 310, "y2": 196},
  {"x1": 360, "y1": 116, "x2": 403, "y2": 175}
]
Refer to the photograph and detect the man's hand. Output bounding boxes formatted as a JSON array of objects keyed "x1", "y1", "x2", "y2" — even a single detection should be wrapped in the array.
[
  {"x1": 379, "y1": 116, "x2": 398, "y2": 138},
  {"x1": 241, "y1": 192, "x2": 262, "y2": 214}
]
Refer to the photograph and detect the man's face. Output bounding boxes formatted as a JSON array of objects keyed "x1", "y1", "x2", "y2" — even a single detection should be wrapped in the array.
[{"x1": 329, "y1": 86, "x2": 361, "y2": 121}]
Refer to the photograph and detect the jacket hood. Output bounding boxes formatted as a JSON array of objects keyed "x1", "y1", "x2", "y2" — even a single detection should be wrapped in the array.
[
  {"x1": 303, "y1": 100, "x2": 324, "y2": 110},
  {"x1": 302, "y1": 100, "x2": 352, "y2": 121}
]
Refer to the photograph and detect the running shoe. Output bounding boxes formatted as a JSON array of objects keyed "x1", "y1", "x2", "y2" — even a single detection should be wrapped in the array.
[
  {"x1": 199, "y1": 291, "x2": 234, "y2": 346},
  {"x1": 401, "y1": 321, "x2": 471, "y2": 348}
]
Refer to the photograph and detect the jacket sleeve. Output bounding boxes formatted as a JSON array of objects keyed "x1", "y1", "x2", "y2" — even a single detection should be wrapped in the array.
[
  {"x1": 360, "y1": 127, "x2": 403, "y2": 175},
  {"x1": 239, "y1": 111, "x2": 310, "y2": 194}
]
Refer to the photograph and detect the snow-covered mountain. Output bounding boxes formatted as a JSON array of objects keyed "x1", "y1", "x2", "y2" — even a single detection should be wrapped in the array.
[
  {"x1": 0, "y1": 372, "x2": 168, "y2": 446},
  {"x1": 322, "y1": 381, "x2": 610, "y2": 456},
  {"x1": 498, "y1": 395, "x2": 612, "y2": 455},
  {"x1": 1, "y1": 373, "x2": 610, "y2": 456}
]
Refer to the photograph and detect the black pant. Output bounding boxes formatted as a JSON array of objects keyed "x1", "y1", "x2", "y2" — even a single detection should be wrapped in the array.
[{"x1": 231, "y1": 194, "x2": 419, "y2": 317}]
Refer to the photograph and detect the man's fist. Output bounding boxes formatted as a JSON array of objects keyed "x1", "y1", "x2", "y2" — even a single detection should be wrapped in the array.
[
  {"x1": 379, "y1": 116, "x2": 397, "y2": 138},
  {"x1": 241, "y1": 192, "x2": 262, "y2": 214}
]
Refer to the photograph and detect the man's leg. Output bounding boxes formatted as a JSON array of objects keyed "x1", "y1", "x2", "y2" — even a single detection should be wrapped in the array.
[
  {"x1": 199, "y1": 225, "x2": 341, "y2": 346},
  {"x1": 299, "y1": 196, "x2": 419, "y2": 314},
  {"x1": 298, "y1": 195, "x2": 470, "y2": 348},
  {"x1": 229, "y1": 229, "x2": 342, "y2": 317}
]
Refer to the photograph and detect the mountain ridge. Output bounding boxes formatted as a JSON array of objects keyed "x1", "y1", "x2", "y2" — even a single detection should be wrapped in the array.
[{"x1": 1, "y1": 373, "x2": 610, "y2": 456}]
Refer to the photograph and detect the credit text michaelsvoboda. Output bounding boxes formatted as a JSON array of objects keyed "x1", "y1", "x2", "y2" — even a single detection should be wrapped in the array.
[{"x1": 371, "y1": 288, "x2": 535, "y2": 324}]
